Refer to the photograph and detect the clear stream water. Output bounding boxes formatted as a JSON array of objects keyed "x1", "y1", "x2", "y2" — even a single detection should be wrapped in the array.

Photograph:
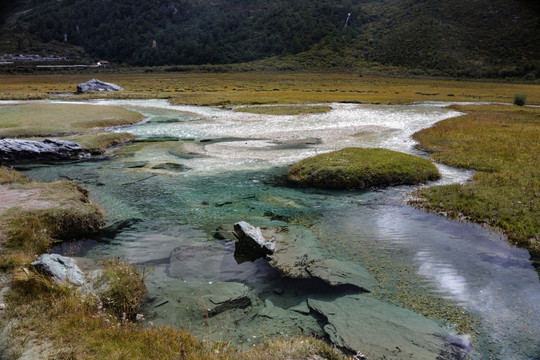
[{"x1": 15, "y1": 100, "x2": 540, "y2": 359}]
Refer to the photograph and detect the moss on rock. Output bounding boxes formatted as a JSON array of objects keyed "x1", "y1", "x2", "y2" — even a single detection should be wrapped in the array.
[{"x1": 288, "y1": 147, "x2": 440, "y2": 189}]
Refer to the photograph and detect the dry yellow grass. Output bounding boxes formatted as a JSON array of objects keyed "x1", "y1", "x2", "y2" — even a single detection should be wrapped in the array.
[{"x1": 0, "y1": 73, "x2": 539, "y2": 106}]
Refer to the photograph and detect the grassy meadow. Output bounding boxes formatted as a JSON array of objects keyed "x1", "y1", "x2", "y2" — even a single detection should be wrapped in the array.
[
  {"x1": 0, "y1": 72, "x2": 539, "y2": 106},
  {"x1": 0, "y1": 103, "x2": 141, "y2": 152},
  {"x1": 412, "y1": 105, "x2": 540, "y2": 253}
]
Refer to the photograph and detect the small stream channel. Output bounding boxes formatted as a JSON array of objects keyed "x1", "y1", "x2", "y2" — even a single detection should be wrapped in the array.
[{"x1": 15, "y1": 100, "x2": 540, "y2": 359}]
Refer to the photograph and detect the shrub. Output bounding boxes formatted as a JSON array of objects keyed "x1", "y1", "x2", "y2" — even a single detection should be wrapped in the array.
[
  {"x1": 98, "y1": 259, "x2": 147, "y2": 320},
  {"x1": 513, "y1": 94, "x2": 527, "y2": 106}
]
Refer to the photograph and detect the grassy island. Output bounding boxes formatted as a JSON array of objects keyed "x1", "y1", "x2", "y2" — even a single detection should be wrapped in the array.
[{"x1": 288, "y1": 147, "x2": 440, "y2": 189}]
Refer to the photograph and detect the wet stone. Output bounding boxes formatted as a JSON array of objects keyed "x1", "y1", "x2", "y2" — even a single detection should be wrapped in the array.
[{"x1": 0, "y1": 138, "x2": 90, "y2": 164}]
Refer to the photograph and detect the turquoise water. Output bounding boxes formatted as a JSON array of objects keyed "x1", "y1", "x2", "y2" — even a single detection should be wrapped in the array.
[{"x1": 18, "y1": 100, "x2": 540, "y2": 359}]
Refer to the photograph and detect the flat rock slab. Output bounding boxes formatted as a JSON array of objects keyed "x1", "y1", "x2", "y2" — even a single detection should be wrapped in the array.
[
  {"x1": 308, "y1": 294, "x2": 466, "y2": 359},
  {"x1": 31, "y1": 254, "x2": 85, "y2": 286},
  {"x1": 0, "y1": 138, "x2": 90, "y2": 164},
  {"x1": 202, "y1": 282, "x2": 252, "y2": 317},
  {"x1": 77, "y1": 79, "x2": 123, "y2": 93},
  {"x1": 262, "y1": 226, "x2": 375, "y2": 292}
]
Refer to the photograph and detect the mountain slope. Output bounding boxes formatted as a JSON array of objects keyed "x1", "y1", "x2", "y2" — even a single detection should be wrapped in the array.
[{"x1": 5, "y1": 0, "x2": 540, "y2": 76}]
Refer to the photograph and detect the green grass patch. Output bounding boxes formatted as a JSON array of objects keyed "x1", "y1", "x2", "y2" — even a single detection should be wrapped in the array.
[
  {"x1": 0, "y1": 103, "x2": 143, "y2": 138},
  {"x1": 62, "y1": 132, "x2": 135, "y2": 154},
  {"x1": 234, "y1": 105, "x2": 332, "y2": 115},
  {"x1": 288, "y1": 147, "x2": 440, "y2": 189},
  {"x1": 411, "y1": 105, "x2": 540, "y2": 253}
]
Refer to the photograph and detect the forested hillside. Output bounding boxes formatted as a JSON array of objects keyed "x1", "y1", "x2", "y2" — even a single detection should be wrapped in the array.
[{"x1": 4, "y1": 0, "x2": 540, "y2": 77}]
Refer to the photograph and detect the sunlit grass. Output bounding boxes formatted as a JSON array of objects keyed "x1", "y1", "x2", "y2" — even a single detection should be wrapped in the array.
[{"x1": 411, "y1": 105, "x2": 540, "y2": 253}]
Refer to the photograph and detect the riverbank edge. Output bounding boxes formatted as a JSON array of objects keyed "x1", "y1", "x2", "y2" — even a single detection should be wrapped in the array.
[
  {"x1": 0, "y1": 166, "x2": 348, "y2": 359},
  {"x1": 410, "y1": 104, "x2": 540, "y2": 255}
]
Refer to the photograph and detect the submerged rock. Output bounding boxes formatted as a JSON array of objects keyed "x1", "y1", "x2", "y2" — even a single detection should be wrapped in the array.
[
  {"x1": 308, "y1": 294, "x2": 467, "y2": 359},
  {"x1": 262, "y1": 226, "x2": 375, "y2": 292},
  {"x1": 151, "y1": 162, "x2": 190, "y2": 172},
  {"x1": 202, "y1": 282, "x2": 252, "y2": 317},
  {"x1": 0, "y1": 138, "x2": 90, "y2": 164},
  {"x1": 31, "y1": 254, "x2": 85, "y2": 286},
  {"x1": 234, "y1": 221, "x2": 276, "y2": 260},
  {"x1": 76, "y1": 79, "x2": 123, "y2": 93}
]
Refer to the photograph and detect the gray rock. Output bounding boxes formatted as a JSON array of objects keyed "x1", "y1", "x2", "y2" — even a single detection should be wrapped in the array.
[
  {"x1": 308, "y1": 294, "x2": 467, "y2": 359},
  {"x1": 77, "y1": 79, "x2": 123, "y2": 93},
  {"x1": 31, "y1": 254, "x2": 85, "y2": 286},
  {"x1": 0, "y1": 138, "x2": 90, "y2": 164},
  {"x1": 234, "y1": 221, "x2": 276, "y2": 259},
  {"x1": 262, "y1": 226, "x2": 375, "y2": 292}
]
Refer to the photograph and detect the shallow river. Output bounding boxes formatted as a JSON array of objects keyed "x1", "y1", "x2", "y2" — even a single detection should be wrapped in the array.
[{"x1": 17, "y1": 100, "x2": 540, "y2": 359}]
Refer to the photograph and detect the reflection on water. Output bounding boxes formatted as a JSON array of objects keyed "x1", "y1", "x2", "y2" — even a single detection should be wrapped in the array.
[{"x1": 19, "y1": 100, "x2": 540, "y2": 359}]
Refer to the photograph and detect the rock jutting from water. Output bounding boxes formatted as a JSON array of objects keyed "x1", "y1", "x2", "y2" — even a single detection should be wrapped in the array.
[
  {"x1": 288, "y1": 147, "x2": 441, "y2": 189},
  {"x1": 233, "y1": 221, "x2": 276, "y2": 261},
  {"x1": 31, "y1": 254, "x2": 85, "y2": 286},
  {"x1": 0, "y1": 138, "x2": 90, "y2": 164},
  {"x1": 231, "y1": 223, "x2": 375, "y2": 292},
  {"x1": 76, "y1": 79, "x2": 124, "y2": 93}
]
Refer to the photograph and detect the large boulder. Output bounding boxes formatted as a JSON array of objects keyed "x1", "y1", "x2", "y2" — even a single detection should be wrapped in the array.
[
  {"x1": 30, "y1": 254, "x2": 85, "y2": 286},
  {"x1": 77, "y1": 79, "x2": 123, "y2": 93},
  {"x1": 308, "y1": 294, "x2": 470, "y2": 359},
  {"x1": 288, "y1": 147, "x2": 441, "y2": 189},
  {"x1": 0, "y1": 138, "x2": 90, "y2": 164}
]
